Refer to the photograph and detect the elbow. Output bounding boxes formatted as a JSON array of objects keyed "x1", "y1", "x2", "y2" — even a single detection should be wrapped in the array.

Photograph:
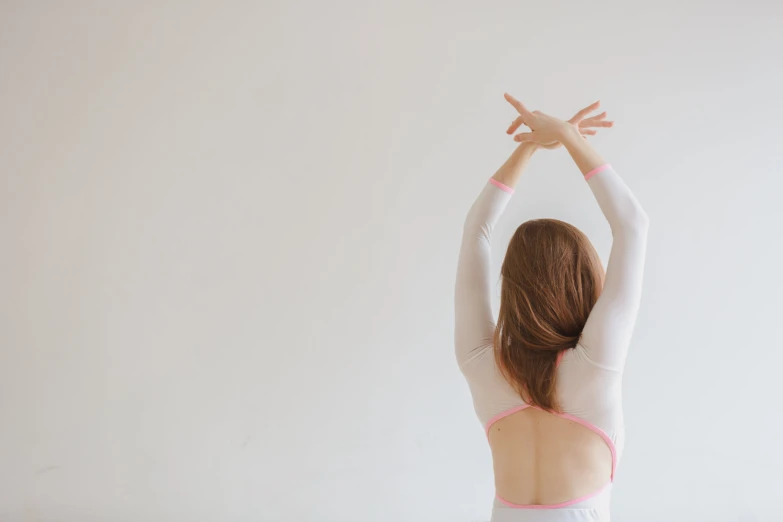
[
  {"x1": 463, "y1": 203, "x2": 481, "y2": 229},
  {"x1": 633, "y1": 208, "x2": 650, "y2": 233},
  {"x1": 626, "y1": 196, "x2": 649, "y2": 232},
  {"x1": 627, "y1": 210, "x2": 650, "y2": 240},
  {"x1": 462, "y1": 211, "x2": 475, "y2": 232},
  {"x1": 463, "y1": 218, "x2": 491, "y2": 243},
  {"x1": 613, "y1": 206, "x2": 649, "y2": 239},
  {"x1": 462, "y1": 209, "x2": 490, "y2": 238}
]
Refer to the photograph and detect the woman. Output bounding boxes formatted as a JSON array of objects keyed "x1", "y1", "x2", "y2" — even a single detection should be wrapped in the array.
[{"x1": 455, "y1": 93, "x2": 648, "y2": 521}]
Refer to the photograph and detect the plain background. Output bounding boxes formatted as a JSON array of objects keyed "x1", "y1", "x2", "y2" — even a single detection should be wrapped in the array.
[{"x1": 1, "y1": 1, "x2": 782, "y2": 521}]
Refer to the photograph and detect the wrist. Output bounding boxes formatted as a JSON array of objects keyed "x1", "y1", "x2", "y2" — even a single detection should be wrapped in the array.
[
  {"x1": 558, "y1": 124, "x2": 582, "y2": 146},
  {"x1": 518, "y1": 142, "x2": 539, "y2": 153}
]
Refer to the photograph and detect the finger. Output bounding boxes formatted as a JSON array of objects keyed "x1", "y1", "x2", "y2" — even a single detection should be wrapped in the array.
[
  {"x1": 580, "y1": 119, "x2": 614, "y2": 128},
  {"x1": 581, "y1": 112, "x2": 610, "y2": 126},
  {"x1": 568, "y1": 100, "x2": 601, "y2": 124},
  {"x1": 506, "y1": 116, "x2": 526, "y2": 134},
  {"x1": 580, "y1": 129, "x2": 597, "y2": 136},
  {"x1": 504, "y1": 93, "x2": 535, "y2": 121},
  {"x1": 513, "y1": 131, "x2": 535, "y2": 142}
]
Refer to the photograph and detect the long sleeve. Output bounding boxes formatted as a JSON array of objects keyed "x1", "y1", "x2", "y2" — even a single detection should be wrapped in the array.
[
  {"x1": 579, "y1": 165, "x2": 649, "y2": 371},
  {"x1": 454, "y1": 179, "x2": 514, "y2": 370}
]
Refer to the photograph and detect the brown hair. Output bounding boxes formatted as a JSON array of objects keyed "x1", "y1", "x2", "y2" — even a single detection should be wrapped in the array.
[{"x1": 494, "y1": 219, "x2": 605, "y2": 412}]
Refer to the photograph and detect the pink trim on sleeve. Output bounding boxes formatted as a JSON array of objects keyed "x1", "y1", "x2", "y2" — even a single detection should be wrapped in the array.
[
  {"x1": 584, "y1": 164, "x2": 611, "y2": 181},
  {"x1": 489, "y1": 178, "x2": 514, "y2": 194}
]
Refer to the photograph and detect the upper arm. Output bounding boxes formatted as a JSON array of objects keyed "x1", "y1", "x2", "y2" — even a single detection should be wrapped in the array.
[
  {"x1": 579, "y1": 167, "x2": 649, "y2": 371},
  {"x1": 580, "y1": 225, "x2": 648, "y2": 370},
  {"x1": 454, "y1": 217, "x2": 496, "y2": 368},
  {"x1": 454, "y1": 182, "x2": 512, "y2": 369}
]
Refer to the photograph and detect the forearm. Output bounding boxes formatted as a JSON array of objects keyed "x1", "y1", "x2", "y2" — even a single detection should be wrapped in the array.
[
  {"x1": 560, "y1": 125, "x2": 648, "y2": 235},
  {"x1": 490, "y1": 142, "x2": 538, "y2": 191},
  {"x1": 560, "y1": 126, "x2": 606, "y2": 176}
]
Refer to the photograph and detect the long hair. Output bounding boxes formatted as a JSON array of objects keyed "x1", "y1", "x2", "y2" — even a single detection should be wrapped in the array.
[{"x1": 494, "y1": 219, "x2": 605, "y2": 412}]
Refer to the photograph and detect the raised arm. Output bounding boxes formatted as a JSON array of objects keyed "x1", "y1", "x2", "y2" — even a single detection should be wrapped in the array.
[
  {"x1": 456, "y1": 97, "x2": 621, "y2": 372},
  {"x1": 454, "y1": 143, "x2": 537, "y2": 370},
  {"x1": 507, "y1": 95, "x2": 649, "y2": 371},
  {"x1": 563, "y1": 128, "x2": 648, "y2": 370}
]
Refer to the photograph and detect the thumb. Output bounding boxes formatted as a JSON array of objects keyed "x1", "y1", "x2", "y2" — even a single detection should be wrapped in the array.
[{"x1": 513, "y1": 132, "x2": 535, "y2": 143}]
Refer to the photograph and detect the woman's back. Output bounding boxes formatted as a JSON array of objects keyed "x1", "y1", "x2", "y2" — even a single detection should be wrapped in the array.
[
  {"x1": 459, "y1": 339, "x2": 624, "y2": 514},
  {"x1": 454, "y1": 100, "x2": 648, "y2": 520},
  {"x1": 489, "y1": 407, "x2": 612, "y2": 506}
]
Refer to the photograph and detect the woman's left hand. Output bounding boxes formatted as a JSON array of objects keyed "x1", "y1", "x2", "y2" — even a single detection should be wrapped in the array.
[{"x1": 505, "y1": 98, "x2": 614, "y2": 149}]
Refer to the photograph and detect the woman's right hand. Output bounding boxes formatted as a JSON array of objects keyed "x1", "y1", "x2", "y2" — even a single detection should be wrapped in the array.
[{"x1": 504, "y1": 94, "x2": 613, "y2": 148}]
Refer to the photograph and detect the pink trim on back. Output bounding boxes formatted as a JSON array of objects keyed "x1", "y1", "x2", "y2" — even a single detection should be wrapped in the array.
[
  {"x1": 485, "y1": 405, "x2": 530, "y2": 436},
  {"x1": 485, "y1": 405, "x2": 618, "y2": 503},
  {"x1": 557, "y1": 412, "x2": 617, "y2": 480},
  {"x1": 489, "y1": 178, "x2": 514, "y2": 194},
  {"x1": 584, "y1": 164, "x2": 611, "y2": 181},
  {"x1": 496, "y1": 482, "x2": 611, "y2": 510}
]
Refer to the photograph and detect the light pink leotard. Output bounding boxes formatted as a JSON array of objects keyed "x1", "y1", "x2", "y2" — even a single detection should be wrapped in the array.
[{"x1": 455, "y1": 165, "x2": 649, "y2": 522}]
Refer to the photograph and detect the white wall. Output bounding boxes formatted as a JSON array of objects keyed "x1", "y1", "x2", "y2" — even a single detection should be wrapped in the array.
[{"x1": 1, "y1": 2, "x2": 781, "y2": 521}]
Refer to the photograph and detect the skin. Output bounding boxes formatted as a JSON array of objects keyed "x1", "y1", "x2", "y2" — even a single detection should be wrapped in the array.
[
  {"x1": 485, "y1": 94, "x2": 616, "y2": 505},
  {"x1": 491, "y1": 94, "x2": 613, "y2": 190}
]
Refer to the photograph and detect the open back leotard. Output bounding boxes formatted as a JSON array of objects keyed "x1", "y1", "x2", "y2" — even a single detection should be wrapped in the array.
[{"x1": 455, "y1": 165, "x2": 648, "y2": 522}]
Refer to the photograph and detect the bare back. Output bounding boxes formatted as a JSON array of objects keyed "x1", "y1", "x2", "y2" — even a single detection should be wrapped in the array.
[
  {"x1": 488, "y1": 408, "x2": 612, "y2": 505},
  {"x1": 455, "y1": 165, "x2": 648, "y2": 516}
]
